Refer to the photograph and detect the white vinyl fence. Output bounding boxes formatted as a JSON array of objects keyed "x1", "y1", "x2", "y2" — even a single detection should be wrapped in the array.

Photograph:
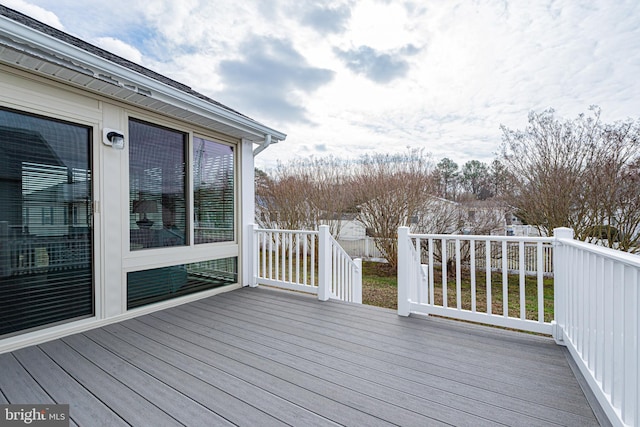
[
  {"x1": 251, "y1": 225, "x2": 362, "y2": 303},
  {"x1": 336, "y1": 237, "x2": 385, "y2": 261}
]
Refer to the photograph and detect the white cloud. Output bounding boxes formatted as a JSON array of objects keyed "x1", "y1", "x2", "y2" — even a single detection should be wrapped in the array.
[
  {"x1": 94, "y1": 37, "x2": 143, "y2": 64},
  {"x1": 2, "y1": 0, "x2": 64, "y2": 29},
  {"x1": 7, "y1": 0, "x2": 640, "y2": 170}
]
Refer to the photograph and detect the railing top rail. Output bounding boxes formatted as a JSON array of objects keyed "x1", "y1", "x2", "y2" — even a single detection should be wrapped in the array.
[
  {"x1": 557, "y1": 237, "x2": 640, "y2": 268},
  {"x1": 254, "y1": 228, "x2": 319, "y2": 236},
  {"x1": 407, "y1": 232, "x2": 554, "y2": 243},
  {"x1": 329, "y1": 235, "x2": 360, "y2": 264}
]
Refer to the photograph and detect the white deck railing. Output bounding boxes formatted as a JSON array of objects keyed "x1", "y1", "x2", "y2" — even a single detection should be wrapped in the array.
[
  {"x1": 397, "y1": 228, "x2": 554, "y2": 334},
  {"x1": 554, "y1": 230, "x2": 639, "y2": 427},
  {"x1": 251, "y1": 225, "x2": 362, "y2": 303},
  {"x1": 398, "y1": 226, "x2": 639, "y2": 427}
]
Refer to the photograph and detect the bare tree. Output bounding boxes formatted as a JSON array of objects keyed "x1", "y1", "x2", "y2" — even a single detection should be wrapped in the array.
[
  {"x1": 501, "y1": 106, "x2": 640, "y2": 251},
  {"x1": 301, "y1": 156, "x2": 355, "y2": 237},
  {"x1": 255, "y1": 158, "x2": 357, "y2": 236},
  {"x1": 255, "y1": 163, "x2": 315, "y2": 230},
  {"x1": 501, "y1": 108, "x2": 593, "y2": 237},
  {"x1": 614, "y1": 160, "x2": 640, "y2": 252},
  {"x1": 584, "y1": 132, "x2": 640, "y2": 251},
  {"x1": 352, "y1": 149, "x2": 435, "y2": 271}
]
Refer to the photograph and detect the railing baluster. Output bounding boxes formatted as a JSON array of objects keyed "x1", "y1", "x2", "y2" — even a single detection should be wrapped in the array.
[
  {"x1": 428, "y1": 238, "x2": 434, "y2": 306},
  {"x1": 537, "y1": 242, "x2": 544, "y2": 323},
  {"x1": 486, "y1": 239, "x2": 492, "y2": 315},
  {"x1": 415, "y1": 237, "x2": 422, "y2": 304},
  {"x1": 261, "y1": 232, "x2": 267, "y2": 280},
  {"x1": 622, "y1": 267, "x2": 638, "y2": 424},
  {"x1": 311, "y1": 234, "x2": 315, "y2": 287},
  {"x1": 303, "y1": 234, "x2": 308, "y2": 286},
  {"x1": 273, "y1": 231, "x2": 278, "y2": 280},
  {"x1": 519, "y1": 240, "x2": 525, "y2": 320},
  {"x1": 295, "y1": 233, "x2": 300, "y2": 285},
  {"x1": 288, "y1": 233, "x2": 293, "y2": 283},
  {"x1": 594, "y1": 254, "x2": 604, "y2": 383},
  {"x1": 442, "y1": 238, "x2": 448, "y2": 308},
  {"x1": 502, "y1": 240, "x2": 508, "y2": 317},
  {"x1": 602, "y1": 258, "x2": 613, "y2": 396},
  {"x1": 612, "y1": 262, "x2": 624, "y2": 409},
  {"x1": 455, "y1": 238, "x2": 461, "y2": 310},
  {"x1": 268, "y1": 231, "x2": 273, "y2": 280},
  {"x1": 588, "y1": 252, "x2": 597, "y2": 372},
  {"x1": 470, "y1": 240, "x2": 476, "y2": 313},
  {"x1": 281, "y1": 232, "x2": 287, "y2": 281}
]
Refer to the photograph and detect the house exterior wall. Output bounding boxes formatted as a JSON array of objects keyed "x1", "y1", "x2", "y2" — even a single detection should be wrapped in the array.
[
  {"x1": 337, "y1": 218, "x2": 366, "y2": 240},
  {"x1": 0, "y1": 63, "x2": 248, "y2": 352}
]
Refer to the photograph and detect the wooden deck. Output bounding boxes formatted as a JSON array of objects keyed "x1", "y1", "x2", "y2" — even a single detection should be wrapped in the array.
[{"x1": 0, "y1": 286, "x2": 606, "y2": 426}]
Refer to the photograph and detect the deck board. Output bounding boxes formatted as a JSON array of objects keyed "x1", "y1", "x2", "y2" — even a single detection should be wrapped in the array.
[
  {"x1": 0, "y1": 286, "x2": 602, "y2": 426},
  {"x1": 201, "y1": 291, "x2": 593, "y2": 412},
  {"x1": 11, "y1": 346, "x2": 127, "y2": 426},
  {"x1": 164, "y1": 298, "x2": 593, "y2": 425}
]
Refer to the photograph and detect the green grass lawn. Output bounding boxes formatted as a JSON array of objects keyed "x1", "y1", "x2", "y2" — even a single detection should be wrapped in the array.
[{"x1": 362, "y1": 261, "x2": 554, "y2": 322}]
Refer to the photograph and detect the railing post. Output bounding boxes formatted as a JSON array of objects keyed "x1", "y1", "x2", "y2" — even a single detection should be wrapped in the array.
[
  {"x1": 249, "y1": 224, "x2": 258, "y2": 287},
  {"x1": 552, "y1": 227, "x2": 574, "y2": 345},
  {"x1": 398, "y1": 227, "x2": 410, "y2": 316},
  {"x1": 318, "y1": 225, "x2": 331, "y2": 301},
  {"x1": 352, "y1": 258, "x2": 362, "y2": 304}
]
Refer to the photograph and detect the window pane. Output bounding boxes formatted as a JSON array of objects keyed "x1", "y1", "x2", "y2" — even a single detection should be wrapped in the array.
[
  {"x1": 129, "y1": 119, "x2": 187, "y2": 250},
  {"x1": 193, "y1": 137, "x2": 234, "y2": 243},
  {"x1": 127, "y1": 257, "x2": 237, "y2": 309},
  {"x1": 0, "y1": 108, "x2": 93, "y2": 337}
]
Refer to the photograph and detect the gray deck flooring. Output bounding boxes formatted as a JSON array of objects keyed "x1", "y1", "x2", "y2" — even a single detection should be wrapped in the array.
[{"x1": 0, "y1": 286, "x2": 603, "y2": 426}]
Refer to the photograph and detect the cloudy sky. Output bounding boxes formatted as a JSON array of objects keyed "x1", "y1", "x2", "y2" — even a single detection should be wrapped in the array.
[{"x1": 4, "y1": 0, "x2": 640, "y2": 169}]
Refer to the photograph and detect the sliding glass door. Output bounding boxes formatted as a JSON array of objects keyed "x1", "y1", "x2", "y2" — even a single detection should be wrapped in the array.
[{"x1": 0, "y1": 108, "x2": 93, "y2": 337}]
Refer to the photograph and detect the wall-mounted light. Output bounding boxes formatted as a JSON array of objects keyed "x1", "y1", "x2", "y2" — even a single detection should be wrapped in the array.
[{"x1": 102, "y1": 128, "x2": 125, "y2": 150}]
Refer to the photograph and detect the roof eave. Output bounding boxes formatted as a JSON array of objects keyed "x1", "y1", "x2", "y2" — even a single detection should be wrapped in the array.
[{"x1": 0, "y1": 13, "x2": 286, "y2": 143}]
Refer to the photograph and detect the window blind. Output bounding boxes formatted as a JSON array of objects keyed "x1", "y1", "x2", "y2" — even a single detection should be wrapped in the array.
[
  {"x1": 129, "y1": 119, "x2": 187, "y2": 250},
  {"x1": 0, "y1": 108, "x2": 93, "y2": 337},
  {"x1": 193, "y1": 136, "x2": 234, "y2": 243}
]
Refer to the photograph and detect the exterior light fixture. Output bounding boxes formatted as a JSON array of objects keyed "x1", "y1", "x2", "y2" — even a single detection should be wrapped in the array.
[{"x1": 102, "y1": 128, "x2": 125, "y2": 150}]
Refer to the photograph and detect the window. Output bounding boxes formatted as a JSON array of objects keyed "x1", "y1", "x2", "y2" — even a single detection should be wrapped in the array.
[
  {"x1": 41, "y1": 207, "x2": 53, "y2": 225},
  {"x1": 127, "y1": 257, "x2": 237, "y2": 309},
  {"x1": 0, "y1": 107, "x2": 93, "y2": 337},
  {"x1": 129, "y1": 119, "x2": 187, "y2": 250},
  {"x1": 193, "y1": 136, "x2": 234, "y2": 243},
  {"x1": 127, "y1": 119, "x2": 238, "y2": 308}
]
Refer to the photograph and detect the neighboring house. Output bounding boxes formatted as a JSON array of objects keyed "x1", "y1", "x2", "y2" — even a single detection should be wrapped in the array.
[
  {"x1": 338, "y1": 197, "x2": 502, "y2": 240},
  {"x1": 415, "y1": 196, "x2": 463, "y2": 235},
  {"x1": 459, "y1": 200, "x2": 510, "y2": 235},
  {"x1": 0, "y1": 5, "x2": 285, "y2": 351},
  {"x1": 336, "y1": 214, "x2": 366, "y2": 240}
]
